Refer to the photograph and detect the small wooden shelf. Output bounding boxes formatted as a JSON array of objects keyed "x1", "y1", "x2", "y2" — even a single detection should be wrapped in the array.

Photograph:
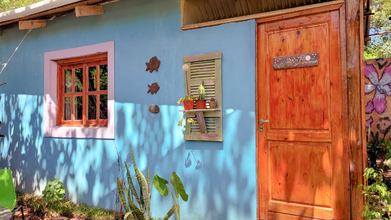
[{"x1": 179, "y1": 108, "x2": 221, "y2": 112}]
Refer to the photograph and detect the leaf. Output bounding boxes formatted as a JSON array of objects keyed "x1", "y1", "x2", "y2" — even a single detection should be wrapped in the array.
[
  {"x1": 170, "y1": 172, "x2": 188, "y2": 202},
  {"x1": 124, "y1": 185, "x2": 142, "y2": 218},
  {"x1": 124, "y1": 211, "x2": 137, "y2": 220},
  {"x1": 125, "y1": 161, "x2": 143, "y2": 210},
  {"x1": 136, "y1": 167, "x2": 150, "y2": 219},
  {"x1": 152, "y1": 174, "x2": 169, "y2": 196},
  {"x1": 117, "y1": 178, "x2": 130, "y2": 213}
]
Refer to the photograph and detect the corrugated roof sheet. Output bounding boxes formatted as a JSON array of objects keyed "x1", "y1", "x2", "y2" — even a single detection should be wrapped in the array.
[{"x1": 183, "y1": 0, "x2": 338, "y2": 25}]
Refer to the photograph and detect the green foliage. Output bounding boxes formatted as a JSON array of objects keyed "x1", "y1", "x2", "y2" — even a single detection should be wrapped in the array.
[
  {"x1": 198, "y1": 81, "x2": 205, "y2": 100},
  {"x1": 42, "y1": 177, "x2": 66, "y2": 207},
  {"x1": 360, "y1": 168, "x2": 391, "y2": 220},
  {"x1": 117, "y1": 149, "x2": 151, "y2": 220},
  {"x1": 364, "y1": 0, "x2": 391, "y2": 58},
  {"x1": 0, "y1": 0, "x2": 41, "y2": 12},
  {"x1": 177, "y1": 117, "x2": 195, "y2": 127},
  {"x1": 17, "y1": 192, "x2": 116, "y2": 219},
  {"x1": 153, "y1": 173, "x2": 189, "y2": 220},
  {"x1": 177, "y1": 95, "x2": 194, "y2": 104}
]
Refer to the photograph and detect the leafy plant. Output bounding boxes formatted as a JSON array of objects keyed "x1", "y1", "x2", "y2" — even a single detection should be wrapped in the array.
[
  {"x1": 17, "y1": 192, "x2": 116, "y2": 219},
  {"x1": 42, "y1": 177, "x2": 66, "y2": 208},
  {"x1": 360, "y1": 168, "x2": 391, "y2": 219},
  {"x1": 177, "y1": 117, "x2": 195, "y2": 127},
  {"x1": 117, "y1": 149, "x2": 181, "y2": 220},
  {"x1": 177, "y1": 95, "x2": 194, "y2": 104},
  {"x1": 153, "y1": 172, "x2": 189, "y2": 220},
  {"x1": 117, "y1": 149, "x2": 151, "y2": 220},
  {"x1": 367, "y1": 125, "x2": 391, "y2": 169},
  {"x1": 198, "y1": 81, "x2": 205, "y2": 100}
]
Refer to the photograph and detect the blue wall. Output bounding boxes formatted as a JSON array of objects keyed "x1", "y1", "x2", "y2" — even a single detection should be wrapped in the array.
[{"x1": 0, "y1": 0, "x2": 257, "y2": 219}]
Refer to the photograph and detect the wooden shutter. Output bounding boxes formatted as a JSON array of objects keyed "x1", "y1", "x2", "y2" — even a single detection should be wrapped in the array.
[{"x1": 183, "y1": 52, "x2": 222, "y2": 141}]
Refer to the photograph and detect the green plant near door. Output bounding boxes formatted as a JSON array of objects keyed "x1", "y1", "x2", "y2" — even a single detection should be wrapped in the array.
[
  {"x1": 359, "y1": 168, "x2": 391, "y2": 220},
  {"x1": 117, "y1": 149, "x2": 184, "y2": 220},
  {"x1": 152, "y1": 172, "x2": 189, "y2": 220}
]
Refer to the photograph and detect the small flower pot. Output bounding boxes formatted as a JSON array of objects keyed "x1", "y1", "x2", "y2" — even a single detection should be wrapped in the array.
[
  {"x1": 195, "y1": 100, "x2": 206, "y2": 109},
  {"x1": 183, "y1": 100, "x2": 194, "y2": 110},
  {"x1": 209, "y1": 100, "x2": 217, "y2": 109}
]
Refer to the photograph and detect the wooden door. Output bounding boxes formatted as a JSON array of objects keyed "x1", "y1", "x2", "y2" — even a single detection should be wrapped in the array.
[{"x1": 257, "y1": 11, "x2": 348, "y2": 220}]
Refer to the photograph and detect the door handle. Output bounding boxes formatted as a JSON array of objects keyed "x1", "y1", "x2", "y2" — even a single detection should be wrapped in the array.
[
  {"x1": 259, "y1": 119, "x2": 269, "y2": 124},
  {"x1": 259, "y1": 119, "x2": 269, "y2": 131}
]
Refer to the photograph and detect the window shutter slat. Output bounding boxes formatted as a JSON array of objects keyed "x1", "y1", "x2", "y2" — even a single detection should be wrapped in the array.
[{"x1": 183, "y1": 52, "x2": 223, "y2": 142}]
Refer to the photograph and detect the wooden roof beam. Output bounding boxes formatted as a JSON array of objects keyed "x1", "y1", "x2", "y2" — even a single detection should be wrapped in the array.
[
  {"x1": 0, "y1": 0, "x2": 104, "y2": 27},
  {"x1": 19, "y1": 20, "x2": 47, "y2": 30},
  {"x1": 75, "y1": 5, "x2": 104, "y2": 17}
]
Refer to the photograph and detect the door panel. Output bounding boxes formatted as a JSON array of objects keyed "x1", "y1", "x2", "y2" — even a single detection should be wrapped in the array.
[
  {"x1": 270, "y1": 143, "x2": 331, "y2": 206},
  {"x1": 257, "y1": 11, "x2": 347, "y2": 220}
]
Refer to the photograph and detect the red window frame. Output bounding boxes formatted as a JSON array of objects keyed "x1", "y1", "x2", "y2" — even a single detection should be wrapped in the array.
[{"x1": 56, "y1": 53, "x2": 108, "y2": 127}]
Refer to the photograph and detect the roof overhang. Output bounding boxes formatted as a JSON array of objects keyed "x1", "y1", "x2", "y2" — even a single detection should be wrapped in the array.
[
  {"x1": 0, "y1": 0, "x2": 108, "y2": 29},
  {"x1": 0, "y1": 0, "x2": 83, "y2": 24}
]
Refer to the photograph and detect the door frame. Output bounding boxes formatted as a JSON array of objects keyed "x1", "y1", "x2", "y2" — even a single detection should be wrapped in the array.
[{"x1": 255, "y1": 3, "x2": 364, "y2": 219}]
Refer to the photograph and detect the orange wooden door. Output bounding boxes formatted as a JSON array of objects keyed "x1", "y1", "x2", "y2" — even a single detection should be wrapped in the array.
[{"x1": 257, "y1": 11, "x2": 348, "y2": 220}]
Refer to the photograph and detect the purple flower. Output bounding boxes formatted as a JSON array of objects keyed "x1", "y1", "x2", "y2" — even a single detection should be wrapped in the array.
[
  {"x1": 365, "y1": 63, "x2": 391, "y2": 114},
  {"x1": 366, "y1": 116, "x2": 373, "y2": 128}
]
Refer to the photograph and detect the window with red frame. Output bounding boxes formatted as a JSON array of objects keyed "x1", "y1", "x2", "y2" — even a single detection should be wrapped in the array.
[{"x1": 57, "y1": 53, "x2": 108, "y2": 126}]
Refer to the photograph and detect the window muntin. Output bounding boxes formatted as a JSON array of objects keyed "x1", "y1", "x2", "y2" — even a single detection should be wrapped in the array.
[{"x1": 56, "y1": 53, "x2": 108, "y2": 126}]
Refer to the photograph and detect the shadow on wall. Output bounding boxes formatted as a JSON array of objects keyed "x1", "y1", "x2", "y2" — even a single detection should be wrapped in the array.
[{"x1": 0, "y1": 95, "x2": 256, "y2": 219}]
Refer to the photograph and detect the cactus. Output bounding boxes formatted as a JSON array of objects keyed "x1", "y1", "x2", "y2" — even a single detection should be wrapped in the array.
[{"x1": 198, "y1": 81, "x2": 205, "y2": 100}]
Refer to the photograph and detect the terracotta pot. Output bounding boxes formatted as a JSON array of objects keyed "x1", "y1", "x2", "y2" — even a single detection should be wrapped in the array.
[
  {"x1": 195, "y1": 100, "x2": 206, "y2": 109},
  {"x1": 183, "y1": 100, "x2": 194, "y2": 110},
  {"x1": 209, "y1": 100, "x2": 217, "y2": 109}
]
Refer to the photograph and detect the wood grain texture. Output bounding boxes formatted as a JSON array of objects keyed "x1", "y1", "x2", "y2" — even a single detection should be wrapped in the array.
[
  {"x1": 182, "y1": 1, "x2": 344, "y2": 30},
  {"x1": 345, "y1": 0, "x2": 364, "y2": 218},
  {"x1": 56, "y1": 54, "x2": 108, "y2": 127},
  {"x1": 75, "y1": 5, "x2": 104, "y2": 17},
  {"x1": 183, "y1": 52, "x2": 222, "y2": 141},
  {"x1": 269, "y1": 200, "x2": 334, "y2": 219},
  {"x1": 19, "y1": 20, "x2": 46, "y2": 30},
  {"x1": 196, "y1": 111, "x2": 206, "y2": 134},
  {"x1": 257, "y1": 11, "x2": 348, "y2": 220}
]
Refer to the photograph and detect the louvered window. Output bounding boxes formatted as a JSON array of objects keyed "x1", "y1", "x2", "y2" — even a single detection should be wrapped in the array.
[{"x1": 183, "y1": 52, "x2": 223, "y2": 141}]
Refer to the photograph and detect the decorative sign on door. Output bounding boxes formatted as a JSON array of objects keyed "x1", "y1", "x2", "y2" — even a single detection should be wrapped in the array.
[{"x1": 273, "y1": 52, "x2": 319, "y2": 70}]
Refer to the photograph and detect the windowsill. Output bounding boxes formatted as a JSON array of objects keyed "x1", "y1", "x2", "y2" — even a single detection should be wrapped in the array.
[
  {"x1": 179, "y1": 108, "x2": 221, "y2": 112},
  {"x1": 45, "y1": 125, "x2": 114, "y2": 139},
  {"x1": 43, "y1": 41, "x2": 115, "y2": 139}
]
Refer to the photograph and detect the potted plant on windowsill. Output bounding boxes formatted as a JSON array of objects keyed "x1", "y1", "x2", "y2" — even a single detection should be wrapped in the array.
[
  {"x1": 209, "y1": 97, "x2": 217, "y2": 109},
  {"x1": 195, "y1": 81, "x2": 206, "y2": 109},
  {"x1": 177, "y1": 95, "x2": 194, "y2": 110}
]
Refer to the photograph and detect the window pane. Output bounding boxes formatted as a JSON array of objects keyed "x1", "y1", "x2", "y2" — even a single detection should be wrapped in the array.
[
  {"x1": 64, "y1": 97, "x2": 71, "y2": 121},
  {"x1": 88, "y1": 66, "x2": 97, "y2": 91},
  {"x1": 75, "y1": 68, "x2": 83, "y2": 93},
  {"x1": 74, "y1": 96, "x2": 83, "y2": 121},
  {"x1": 100, "y1": 65, "x2": 108, "y2": 91},
  {"x1": 64, "y1": 69, "x2": 72, "y2": 93},
  {"x1": 100, "y1": 94, "x2": 108, "y2": 119},
  {"x1": 88, "y1": 95, "x2": 97, "y2": 120}
]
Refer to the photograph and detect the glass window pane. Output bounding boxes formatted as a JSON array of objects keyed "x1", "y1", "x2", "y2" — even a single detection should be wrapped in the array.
[
  {"x1": 100, "y1": 64, "x2": 108, "y2": 91},
  {"x1": 64, "y1": 69, "x2": 72, "y2": 93},
  {"x1": 100, "y1": 94, "x2": 108, "y2": 119},
  {"x1": 64, "y1": 97, "x2": 71, "y2": 121},
  {"x1": 74, "y1": 96, "x2": 83, "y2": 121},
  {"x1": 88, "y1": 66, "x2": 97, "y2": 91},
  {"x1": 88, "y1": 95, "x2": 97, "y2": 120},
  {"x1": 75, "y1": 68, "x2": 83, "y2": 93}
]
